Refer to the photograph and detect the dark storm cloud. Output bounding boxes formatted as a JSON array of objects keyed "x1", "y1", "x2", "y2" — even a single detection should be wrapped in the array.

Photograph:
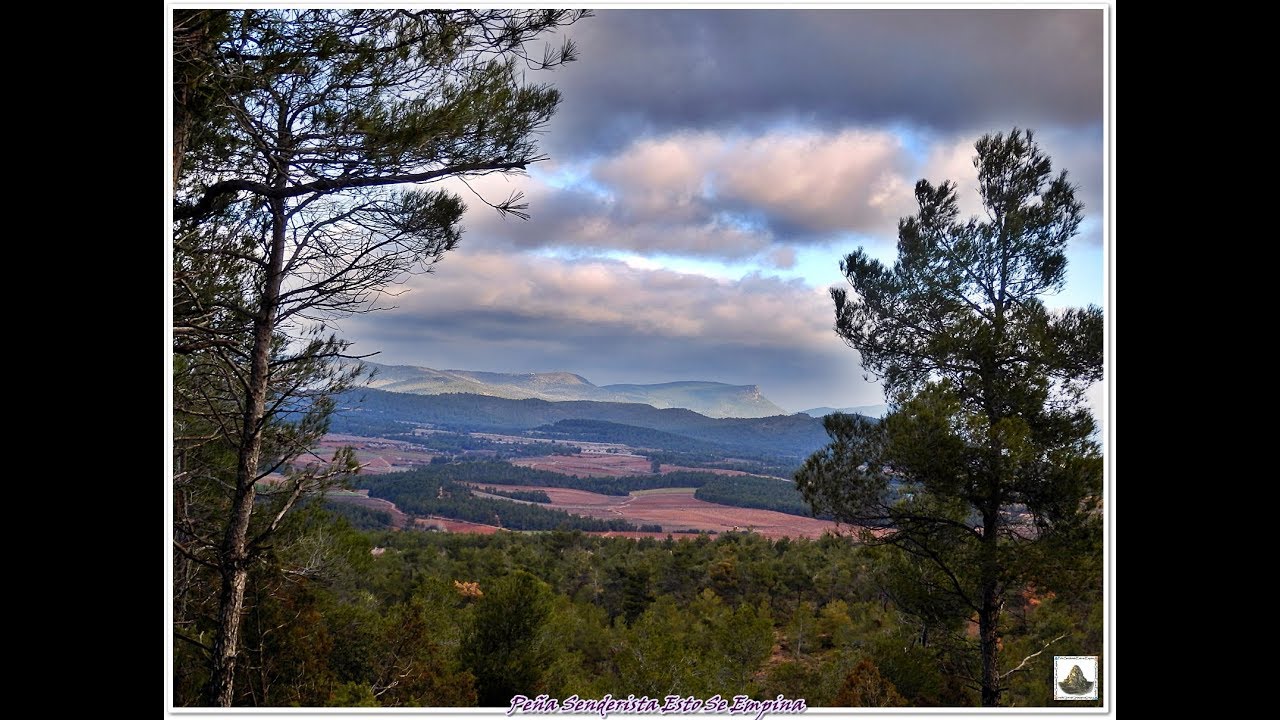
[
  {"x1": 444, "y1": 9, "x2": 1107, "y2": 257},
  {"x1": 544, "y1": 9, "x2": 1104, "y2": 156}
]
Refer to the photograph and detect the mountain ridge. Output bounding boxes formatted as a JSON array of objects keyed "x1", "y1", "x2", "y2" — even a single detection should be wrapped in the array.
[
  {"x1": 331, "y1": 388, "x2": 832, "y2": 461},
  {"x1": 799, "y1": 404, "x2": 890, "y2": 419},
  {"x1": 360, "y1": 361, "x2": 787, "y2": 418}
]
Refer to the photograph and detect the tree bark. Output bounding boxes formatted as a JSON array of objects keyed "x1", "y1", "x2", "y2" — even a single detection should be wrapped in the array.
[
  {"x1": 978, "y1": 580, "x2": 1000, "y2": 706},
  {"x1": 207, "y1": 192, "x2": 287, "y2": 706},
  {"x1": 978, "y1": 505, "x2": 1001, "y2": 707}
]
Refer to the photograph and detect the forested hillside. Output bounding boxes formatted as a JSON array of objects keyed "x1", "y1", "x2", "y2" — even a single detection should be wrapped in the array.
[
  {"x1": 695, "y1": 476, "x2": 822, "y2": 518},
  {"x1": 172, "y1": 511, "x2": 1101, "y2": 707}
]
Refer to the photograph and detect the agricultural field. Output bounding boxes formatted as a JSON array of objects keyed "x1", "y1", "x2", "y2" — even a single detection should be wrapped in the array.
[
  {"x1": 511, "y1": 452, "x2": 653, "y2": 477},
  {"x1": 316, "y1": 434, "x2": 440, "y2": 474},
  {"x1": 478, "y1": 485, "x2": 841, "y2": 539},
  {"x1": 317, "y1": 434, "x2": 834, "y2": 538},
  {"x1": 512, "y1": 453, "x2": 757, "y2": 478},
  {"x1": 413, "y1": 516, "x2": 504, "y2": 534}
]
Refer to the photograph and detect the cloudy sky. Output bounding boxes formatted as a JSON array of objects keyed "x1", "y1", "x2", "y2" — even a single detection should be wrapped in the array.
[{"x1": 341, "y1": 8, "x2": 1107, "y2": 413}]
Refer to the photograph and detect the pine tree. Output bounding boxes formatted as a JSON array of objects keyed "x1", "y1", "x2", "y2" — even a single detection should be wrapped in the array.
[
  {"x1": 795, "y1": 129, "x2": 1103, "y2": 706},
  {"x1": 171, "y1": 9, "x2": 588, "y2": 706}
]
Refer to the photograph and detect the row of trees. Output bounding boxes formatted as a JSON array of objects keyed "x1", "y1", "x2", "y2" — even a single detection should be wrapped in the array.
[
  {"x1": 172, "y1": 8, "x2": 588, "y2": 706},
  {"x1": 358, "y1": 460, "x2": 730, "y2": 496},
  {"x1": 357, "y1": 469, "x2": 641, "y2": 532}
]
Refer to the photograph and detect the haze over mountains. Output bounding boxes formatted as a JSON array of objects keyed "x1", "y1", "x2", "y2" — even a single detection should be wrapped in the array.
[
  {"x1": 362, "y1": 361, "x2": 788, "y2": 418},
  {"x1": 799, "y1": 404, "x2": 890, "y2": 419}
]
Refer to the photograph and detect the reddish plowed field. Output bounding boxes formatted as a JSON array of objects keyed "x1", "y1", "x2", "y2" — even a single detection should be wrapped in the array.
[
  {"x1": 511, "y1": 454, "x2": 653, "y2": 476},
  {"x1": 414, "y1": 516, "x2": 504, "y2": 534},
  {"x1": 314, "y1": 434, "x2": 440, "y2": 474},
  {"x1": 478, "y1": 486, "x2": 842, "y2": 539},
  {"x1": 512, "y1": 455, "x2": 755, "y2": 478},
  {"x1": 306, "y1": 436, "x2": 840, "y2": 539}
]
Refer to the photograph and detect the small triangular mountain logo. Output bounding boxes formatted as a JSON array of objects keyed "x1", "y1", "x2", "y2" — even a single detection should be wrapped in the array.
[{"x1": 1058, "y1": 664, "x2": 1094, "y2": 695}]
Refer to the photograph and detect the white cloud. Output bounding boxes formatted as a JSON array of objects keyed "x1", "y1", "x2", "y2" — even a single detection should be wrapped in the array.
[
  {"x1": 336, "y1": 246, "x2": 884, "y2": 410},
  {"x1": 450, "y1": 124, "x2": 1102, "y2": 270},
  {"x1": 715, "y1": 129, "x2": 913, "y2": 235},
  {"x1": 346, "y1": 247, "x2": 837, "y2": 354},
  {"x1": 592, "y1": 129, "x2": 916, "y2": 239}
]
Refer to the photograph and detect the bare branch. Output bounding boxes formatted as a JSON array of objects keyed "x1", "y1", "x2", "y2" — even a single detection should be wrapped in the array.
[
  {"x1": 176, "y1": 160, "x2": 530, "y2": 222},
  {"x1": 999, "y1": 633, "x2": 1068, "y2": 681}
]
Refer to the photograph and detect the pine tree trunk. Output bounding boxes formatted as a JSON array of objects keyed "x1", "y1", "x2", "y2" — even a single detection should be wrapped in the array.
[
  {"x1": 978, "y1": 505, "x2": 1002, "y2": 707},
  {"x1": 210, "y1": 544, "x2": 251, "y2": 705},
  {"x1": 978, "y1": 579, "x2": 1000, "y2": 706},
  {"x1": 207, "y1": 193, "x2": 287, "y2": 706}
]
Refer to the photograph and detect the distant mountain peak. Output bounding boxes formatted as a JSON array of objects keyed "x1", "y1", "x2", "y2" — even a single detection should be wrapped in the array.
[{"x1": 359, "y1": 361, "x2": 786, "y2": 418}]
